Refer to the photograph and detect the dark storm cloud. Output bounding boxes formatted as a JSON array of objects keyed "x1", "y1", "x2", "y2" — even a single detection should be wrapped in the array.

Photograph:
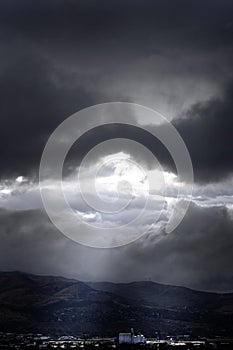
[
  {"x1": 65, "y1": 79, "x2": 233, "y2": 184},
  {"x1": 1, "y1": 203, "x2": 233, "y2": 291},
  {"x1": 174, "y1": 80, "x2": 233, "y2": 183},
  {"x1": 1, "y1": 0, "x2": 233, "y2": 50},
  {"x1": 0, "y1": 207, "x2": 114, "y2": 281},
  {"x1": 0, "y1": 0, "x2": 233, "y2": 181},
  {"x1": 63, "y1": 123, "x2": 175, "y2": 177},
  {"x1": 126, "y1": 203, "x2": 233, "y2": 292},
  {"x1": 0, "y1": 43, "x2": 94, "y2": 178}
]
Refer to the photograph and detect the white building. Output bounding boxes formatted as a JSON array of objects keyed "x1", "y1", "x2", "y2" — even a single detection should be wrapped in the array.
[
  {"x1": 119, "y1": 333, "x2": 132, "y2": 344},
  {"x1": 119, "y1": 332, "x2": 146, "y2": 344},
  {"x1": 132, "y1": 335, "x2": 146, "y2": 344}
]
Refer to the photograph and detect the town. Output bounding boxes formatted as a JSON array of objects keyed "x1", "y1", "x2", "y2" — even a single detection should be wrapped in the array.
[{"x1": 0, "y1": 331, "x2": 233, "y2": 349}]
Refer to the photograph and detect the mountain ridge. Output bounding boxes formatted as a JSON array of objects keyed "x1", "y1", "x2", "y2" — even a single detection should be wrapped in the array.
[
  {"x1": 2, "y1": 270, "x2": 231, "y2": 295},
  {"x1": 1, "y1": 271, "x2": 233, "y2": 337}
]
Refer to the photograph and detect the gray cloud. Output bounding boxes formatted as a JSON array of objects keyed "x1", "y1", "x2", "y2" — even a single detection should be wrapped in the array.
[
  {"x1": 174, "y1": 81, "x2": 233, "y2": 183},
  {"x1": 0, "y1": 203, "x2": 233, "y2": 291},
  {"x1": 64, "y1": 79, "x2": 233, "y2": 184},
  {"x1": 0, "y1": 0, "x2": 233, "y2": 183}
]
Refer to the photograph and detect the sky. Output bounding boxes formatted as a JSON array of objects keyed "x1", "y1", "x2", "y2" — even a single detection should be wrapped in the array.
[{"x1": 1, "y1": 0, "x2": 233, "y2": 291}]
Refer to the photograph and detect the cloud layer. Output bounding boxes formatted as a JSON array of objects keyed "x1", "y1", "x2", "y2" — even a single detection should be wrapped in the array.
[
  {"x1": 0, "y1": 203, "x2": 233, "y2": 291},
  {"x1": 0, "y1": 0, "x2": 233, "y2": 181}
]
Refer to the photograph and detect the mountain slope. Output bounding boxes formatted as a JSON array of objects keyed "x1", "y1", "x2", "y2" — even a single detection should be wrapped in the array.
[
  {"x1": 87, "y1": 281, "x2": 230, "y2": 311},
  {"x1": 1, "y1": 272, "x2": 233, "y2": 337}
]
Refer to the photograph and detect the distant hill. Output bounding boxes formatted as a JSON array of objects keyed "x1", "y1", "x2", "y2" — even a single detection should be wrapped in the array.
[{"x1": 1, "y1": 271, "x2": 233, "y2": 337}]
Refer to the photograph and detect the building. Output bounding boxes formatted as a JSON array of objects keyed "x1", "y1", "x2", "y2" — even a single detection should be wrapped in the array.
[
  {"x1": 119, "y1": 331, "x2": 145, "y2": 344},
  {"x1": 119, "y1": 333, "x2": 132, "y2": 344},
  {"x1": 132, "y1": 334, "x2": 146, "y2": 344}
]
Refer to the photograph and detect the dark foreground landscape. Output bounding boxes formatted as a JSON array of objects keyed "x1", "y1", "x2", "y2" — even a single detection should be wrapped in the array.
[{"x1": 1, "y1": 271, "x2": 233, "y2": 339}]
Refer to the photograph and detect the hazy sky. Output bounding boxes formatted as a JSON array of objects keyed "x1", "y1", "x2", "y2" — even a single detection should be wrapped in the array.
[{"x1": 1, "y1": 0, "x2": 233, "y2": 291}]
